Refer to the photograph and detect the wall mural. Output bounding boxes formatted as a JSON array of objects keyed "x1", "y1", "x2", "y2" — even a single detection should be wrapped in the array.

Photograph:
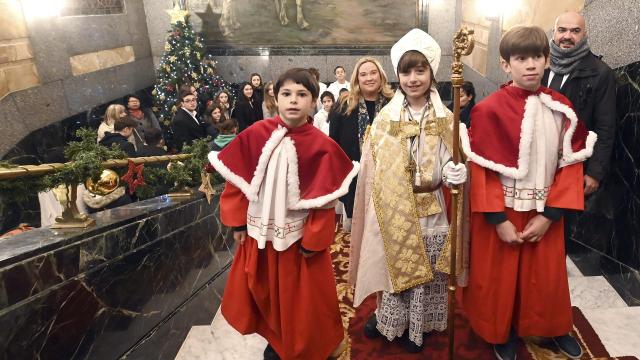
[{"x1": 191, "y1": 0, "x2": 419, "y2": 46}]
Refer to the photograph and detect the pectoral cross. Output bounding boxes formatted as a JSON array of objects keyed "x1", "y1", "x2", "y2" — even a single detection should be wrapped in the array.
[{"x1": 406, "y1": 159, "x2": 417, "y2": 178}]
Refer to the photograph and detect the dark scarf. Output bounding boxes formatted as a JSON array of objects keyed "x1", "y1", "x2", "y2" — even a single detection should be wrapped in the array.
[
  {"x1": 550, "y1": 37, "x2": 591, "y2": 75},
  {"x1": 357, "y1": 96, "x2": 387, "y2": 144}
]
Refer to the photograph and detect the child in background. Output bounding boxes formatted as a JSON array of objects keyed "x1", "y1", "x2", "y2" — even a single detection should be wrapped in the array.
[
  {"x1": 313, "y1": 91, "x2": 335, "y2": 135},
  {"x1": 327, "y1": 65, "x2": 350, "y2": 99},
  {"x1": 209, "y1": 68, "x2": 357, "y2": 360},
  {"x1": 211, "y1": 117, "x2": 238, "y2": 151}
]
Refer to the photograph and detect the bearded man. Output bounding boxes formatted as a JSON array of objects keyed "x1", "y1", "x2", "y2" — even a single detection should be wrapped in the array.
[{"x1": 543, "y1": 11, "x2": 616, "y2": 197}]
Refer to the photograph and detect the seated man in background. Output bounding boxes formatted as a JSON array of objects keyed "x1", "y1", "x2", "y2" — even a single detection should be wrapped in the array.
[
  {"x1": 99, "y1": 116, "x2": 138, "y2": 157},
  {"x1": 136, "y1": 127, "x2": 167, "y2": 158}
]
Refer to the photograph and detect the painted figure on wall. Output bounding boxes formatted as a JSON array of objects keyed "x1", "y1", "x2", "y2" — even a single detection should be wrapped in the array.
[
  {"x1": 199, "y1": 0, "x2": 416, "y2": 46},
  {"x1": 274, "y1": 0, "x2": 309, "y2": 29}
]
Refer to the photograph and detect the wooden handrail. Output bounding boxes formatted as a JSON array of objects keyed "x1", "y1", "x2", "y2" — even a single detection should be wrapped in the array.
[{"x1": 0, "y1": 154, "x2": 192, "y2": 180}]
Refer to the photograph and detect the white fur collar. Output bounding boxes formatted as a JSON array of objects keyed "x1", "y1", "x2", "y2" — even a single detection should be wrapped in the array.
[
  {"x1": 208, "y1": 126, "x2": 360, "y2": 209},
  {"x1": 459, "y1": 93, "x2": 597, "y2": 179},
  {"x1": 208, "y1": 125, "x2": 288, "y2": 202}
]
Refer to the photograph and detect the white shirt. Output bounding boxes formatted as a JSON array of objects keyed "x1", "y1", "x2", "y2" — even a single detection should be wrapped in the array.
[
  {"x1": 316, "y1": 82, "x2": 328, "y2": 112},
  {"x1": 327, "y1": 81, "x2": 350, "y2": 100},
  {"x1": 547, "y1": 70, "x2": 570, "y2": 89},
  {"x1": 313, "y1": 109, "x2": 330, "y2": 135}
]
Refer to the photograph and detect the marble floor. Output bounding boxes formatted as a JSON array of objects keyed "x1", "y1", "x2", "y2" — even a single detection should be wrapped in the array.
[{"x1": 175, "y1": 257, "x2": 640, "y2": 359}]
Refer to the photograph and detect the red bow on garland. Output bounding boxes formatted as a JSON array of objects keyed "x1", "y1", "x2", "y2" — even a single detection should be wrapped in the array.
[{"x1": 121, "y1": 160, "x2": 146, "y2": 195}]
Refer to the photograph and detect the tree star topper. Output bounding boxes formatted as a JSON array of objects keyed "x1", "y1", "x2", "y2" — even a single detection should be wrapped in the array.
[
  {"x1": 121, "y1": 160, "x2": 146, "y2": 195},
  {"x1": 167, "y1": 4, "x2": 189, "y2": 24}
]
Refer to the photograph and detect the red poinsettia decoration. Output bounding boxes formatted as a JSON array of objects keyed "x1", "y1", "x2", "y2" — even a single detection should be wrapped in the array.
[{"x1": 121, "y1": 160, "x2": 146, "y2": 195}]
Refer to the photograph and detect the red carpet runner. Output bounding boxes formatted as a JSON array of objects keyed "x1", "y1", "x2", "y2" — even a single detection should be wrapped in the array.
[{"x1": 330, "y1": 230, "x2": 637, "y2": 360}]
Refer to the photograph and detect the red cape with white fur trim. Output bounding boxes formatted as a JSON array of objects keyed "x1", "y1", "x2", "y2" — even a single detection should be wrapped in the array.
[
  {"x1": 208, "y1": 116, "x2": 359, "y2": 209},
  {"x1": 461, "y1": 83, "x2": 595, "y2": 179}
]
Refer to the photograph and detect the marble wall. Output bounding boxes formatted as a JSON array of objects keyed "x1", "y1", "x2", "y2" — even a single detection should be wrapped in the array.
[
  {"x1": 0, "y1": 0, "x2": 156, "y2": 157},
  {"x1": 566, "y1": 60, "x2": 640, "y2": 305},
  {"x1": 0, "y1": 0, "x2": 40, "y2": 99},
  {"x1": 0, "y1": 193, "x2": 233, "y2": 359}
]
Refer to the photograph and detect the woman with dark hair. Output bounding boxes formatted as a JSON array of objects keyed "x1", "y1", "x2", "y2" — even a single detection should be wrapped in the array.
[
  {"x1": 215, "y1": 89, "x2": 233, "y2": 119},
  {"x1": 125, "y1": 94, "x2": 161, "y2": 148},
  {"x1": 250, "y1": 73, "x2": 264, "y2": 119},
  {"x1": 448, "y1": 80, "x2": 476, "y2": 127},
  {"x1": 231, "y1": 82, "x2": 260, "y2": 132},
  {"x1": 204, "y1": 103, "x2": 227, "y2": 138}
]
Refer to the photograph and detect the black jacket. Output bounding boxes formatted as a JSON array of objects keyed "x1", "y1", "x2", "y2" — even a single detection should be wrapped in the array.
[
  {"x1": 232, "y1": 99, "x2": 260, "y2": 132},
  {"x1": 543, "y1": 52, "x2": 617, "y2": 181},
  {"x1": 171, "y1": 108, "x2": 207, "y2": 152},
  {"x1": 447, "y1": 102, "x2": 474, "y2": 128},
  {"x1": 328, "y1": 101, "x2": 382, "y2": 218},
  {"x1": 204, "y1": 122, "x2": 219, "y2": 139},
  {"x1": 328, "y1": 104, "x2": 361, "y2": 162},
  {"x1": 136, "y1": 144, "x2": 167, "y2": 158},
  {"x1": 99, "y1": 132, "x2": 136, "y2": 157},
  {"x1": 253, "y1": 88, "x2": 264, "y2": 120}
]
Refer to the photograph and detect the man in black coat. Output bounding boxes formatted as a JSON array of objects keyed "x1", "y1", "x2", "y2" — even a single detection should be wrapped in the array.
[
  {"x1": 171, "y1": 90, "x2": 207, "y2": 152},
  {"x1": 543, "y1": 11, "x2": 617, "y2": 195},
  {"x1": 99, "y1": 116, "x2": 137, "y2": 157}
]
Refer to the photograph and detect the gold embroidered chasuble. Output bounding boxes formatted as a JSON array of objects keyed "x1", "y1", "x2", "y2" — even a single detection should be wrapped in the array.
[{"x1": 368, "y1": 94, "x2": 461, "y2": 293}]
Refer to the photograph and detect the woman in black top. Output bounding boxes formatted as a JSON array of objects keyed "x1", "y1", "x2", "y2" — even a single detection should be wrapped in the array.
[
  {"x1": 250, "y1": 73, "x2": 264, "y2": 119},
  {"x1": 448, "y1": 80, "x2": 475, "y2": 127},
  {"x1": 329, "y1": 57, "x2": 394, "y2": 225},
  {"x1": 232, "y1": 82, "x2": 260, "y2": 132}
]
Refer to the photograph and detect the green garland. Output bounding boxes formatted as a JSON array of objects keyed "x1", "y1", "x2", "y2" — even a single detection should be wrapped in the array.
[
  {"x1": 0, "y1": 129, "x2": 216, "y2": 203},
  {"x1": 0, "y1": 162, "x2": 47, "y2": 202},
  {"x1": 43, "y1": 128, "x2": 127, "y2": 190},
  {"x1": 134, "y1": 136, "x2": 214, "y2": 199},
  {"x1": 0, "y1": 128, "x2": 126, "y2": 202}
]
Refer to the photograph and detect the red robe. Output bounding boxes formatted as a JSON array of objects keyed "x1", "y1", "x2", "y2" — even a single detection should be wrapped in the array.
[
  {"x1": 212, "y1": 117, "x2": 357, "y2": 360},
  {"x1": 461, "y1": 84, "x2": 593, "y2": 344}
]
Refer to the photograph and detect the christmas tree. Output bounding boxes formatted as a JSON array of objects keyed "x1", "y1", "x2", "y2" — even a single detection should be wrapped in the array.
[
  {"x1": 152, "y1": 6, "x2": 205, "y2": 126},
  {"x1": 198, "y1": 53, "x2": 237, "y2": 110}
]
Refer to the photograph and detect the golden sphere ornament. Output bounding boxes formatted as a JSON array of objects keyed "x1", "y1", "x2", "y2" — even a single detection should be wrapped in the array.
[{"x1": 85, "y1": 169, "x2": 120, "y2": 196}]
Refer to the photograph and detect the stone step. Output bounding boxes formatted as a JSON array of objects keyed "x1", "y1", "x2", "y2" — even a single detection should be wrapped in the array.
[
  {"x1": 569, "y1": 276, "x2": 628, "y2": 310},
  {"x1": 581, "y1": 306, "x2": 640, "y2": 358},
  {"x1": 566, "y1": 256, "x2": 583, "y2": 277},
  {"x1": 175, "y1": 308, "x2": 265, "y2": 360}
]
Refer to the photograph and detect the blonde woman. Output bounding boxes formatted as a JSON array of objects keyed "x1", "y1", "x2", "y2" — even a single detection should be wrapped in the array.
[
  {"x1": 261, "y1": 81, "x2": 278, "y2": 118},
  {"x1": 328, "y1": 57, "x2": 394, "y2": 229},
  {"x1": 97, "y1": 104, "x2": 128, "y2": 142}
]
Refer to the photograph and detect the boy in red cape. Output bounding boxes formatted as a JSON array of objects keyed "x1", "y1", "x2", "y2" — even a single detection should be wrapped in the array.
[
  {"x1": 208, "y1": 68, "x2": 357, "y2": 360},
  {"x1": 461, "y1": 26, "x2": 597, "y2": 360}
]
